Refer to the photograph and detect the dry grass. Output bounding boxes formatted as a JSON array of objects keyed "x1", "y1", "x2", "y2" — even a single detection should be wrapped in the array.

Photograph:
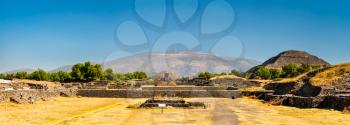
[
  {"x1": 275, "y1": 72, "x2": 309, "y2": 83},
  {"x1": 249, "y1": 79, "x2": 272, "y2": 84},
  {"x1": 210, "y1": 75, "x2": 242, "y2": 80},
  {"x1": 230, "y1": 97, "x2": 350, "y2": 125},
  {"x1": 1, "y1": 97, "x2": 350, "y2": 125},
  {"x1": 0, "y1": 97, "x2": 138, "y2": 125},
  {"x1": 249, "y1": 72, "x2": 309, "y2": 85},
  {"x1": 310, "y1": 63, "x2": 350, "y2": 86},
  {"x1": 239, "y1": 86, "x2": 265, "y2": 92}
]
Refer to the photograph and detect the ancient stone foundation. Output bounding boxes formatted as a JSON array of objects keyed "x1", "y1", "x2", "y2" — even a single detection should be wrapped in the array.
[
  {"x1": 1, "y1": 90, "x2": 56, "y2": 104},
  {"x1": 139, "y1": 98, "x2": 206, "y2": 108},
  {"x1": 0, "y1": 89, "x2": 76, "y2": 104},
  {"x1": 244, "y1": 91, "x2": 350, "y2": 111},
  {"x1": 77, "y1": 89, "x2": 241, "y2": 98}
]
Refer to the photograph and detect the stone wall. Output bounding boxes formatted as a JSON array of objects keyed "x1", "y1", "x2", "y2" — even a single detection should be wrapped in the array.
[
  {"x1": 141, "y1": 86, "x2": 236, "y2": 91},
  {"x1": 210, "y1": 78, "x2": 259, "y2": 88},
  {"x1": 318, "y1": 96, "x2": 350, "y2": 111},
  {"x1": 241, "y1": 90, "x2": 274, "y2": 100},
  {"x1": 77, "y1": 89, "x2": 241, "y2": 98},
  {"x1": 0, "y1": 90, "x2": 59, "y2": 104},
  {"x1": 264, "y1": 81, "x2": 323, "y2": 97},
  {"x1": 264, "y1": 82, "x2": 297, "y2": 95},
  {"x1": 253, "y1": 94, "x2": 350, "y2": 111},
  {"x1": 0, "y1": 88, "x2": 76, "y2": 104}
]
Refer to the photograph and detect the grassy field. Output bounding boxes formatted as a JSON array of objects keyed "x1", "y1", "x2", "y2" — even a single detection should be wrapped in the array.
[
  {"x1": 0, "y1": 97, "x2": 349, "y2": 125},
  {"x1": 310, "y1": 63, "x2": 350, "y2": 86}
]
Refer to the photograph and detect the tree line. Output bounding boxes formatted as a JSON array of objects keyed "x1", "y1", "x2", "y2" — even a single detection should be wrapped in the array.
[
  {"x1": 196, "y1": 64, "x2": 324, "y2": 80},
  {"x1": 198, "y1": 69, "x2": 241, "y2": 79},
  {"x1": 0, "y1": 62, "x2": 148, "y2": 82},
  {"x1": 248, "y1": 63, "x2": 323, "y2": 80}
]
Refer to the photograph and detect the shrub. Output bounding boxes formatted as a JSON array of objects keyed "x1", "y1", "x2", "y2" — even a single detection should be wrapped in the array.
[
  {"x1": 0, "y1": 74, "x2": 5, "y2": 79},
  {"x1": 282, "y1": 63, "x2": 299, "y2": 78},
  {"x1": 198, "y1": 72, "x2": 216, "y2": 79},
  {"x1": 14, "y1": 72, "x2": 29, "y2": 79},
  {"x1": 230, "y1": 69, "x2": 241, "y2": 76},
  {"x1": 50, "y1": 71, "x2": 72, "y2": 82},
  {"x1": 252, "y1": 66, "x2": 271, "y2": 79},
  {"x1": 70, "y1": 62, "x2": 106, "y2": 82},
  {"x1": 105, "y1": 68, "x2": 114, "y2": 80},
  {"x1": 29, "y1": 69, "x2": 49, "y2": 81},
  {"x1": 270, "y1": 69, "x2": 282, "y2": 79}
]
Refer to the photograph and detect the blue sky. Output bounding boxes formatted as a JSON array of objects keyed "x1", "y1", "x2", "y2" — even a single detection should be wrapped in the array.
[{"x1": 0, "y1": 0, "x2": 349, "y2": 72}]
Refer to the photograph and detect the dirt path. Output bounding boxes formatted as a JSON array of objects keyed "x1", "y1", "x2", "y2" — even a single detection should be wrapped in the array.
[
  {"x1": 194, "y1": 98, "x2": 238, "y2": 125},
  {"x1": 59, "y1": 99, "x2": 218, "y2": 125}
]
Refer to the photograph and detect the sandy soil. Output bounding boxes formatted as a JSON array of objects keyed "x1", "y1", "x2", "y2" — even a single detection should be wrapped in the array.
[{"x1": 0, "y1": 97, "x2": 349, "y2": 125}]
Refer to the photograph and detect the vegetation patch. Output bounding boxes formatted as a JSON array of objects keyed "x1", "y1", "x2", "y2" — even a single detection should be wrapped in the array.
[
  {"x1": 310, "y1": 63, "x2": 350, "y2": 86},
  {"x1": 0, "y1": 61, "x2": 148, "y2": 84},
  {"x1": 248, "y1": 64, "x2": 323, "y2": 80}
]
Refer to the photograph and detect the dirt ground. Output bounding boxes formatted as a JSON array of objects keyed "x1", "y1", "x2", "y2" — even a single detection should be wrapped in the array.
[{"x1": 0, "y1": 97, "x2": 349, "y2": 125}]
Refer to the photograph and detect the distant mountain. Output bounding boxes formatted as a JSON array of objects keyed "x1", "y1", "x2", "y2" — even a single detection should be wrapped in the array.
[
  {"x1": 52, "y1": 52, "x2": 260, "y2": 77},
  {"x1": 50, "y1": 65, "x2": 73, "y2": 73},
  {"x1": 4, "y1": 68, "x2": 35, "y2": 74},
  {"x1": 247, "y1": 50, "x2": 331, "y2": 72}
]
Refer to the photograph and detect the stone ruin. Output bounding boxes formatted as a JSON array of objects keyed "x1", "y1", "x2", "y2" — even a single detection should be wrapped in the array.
[
  {"x1": 0, "y1": 80, "x2": 77, "y2": 104},
  {"x1": 243, "y1": 74, "x2": 350, "y2": 111},
  {"x1": 139, "y1": 98, "x2": 206, "y2": 108}
]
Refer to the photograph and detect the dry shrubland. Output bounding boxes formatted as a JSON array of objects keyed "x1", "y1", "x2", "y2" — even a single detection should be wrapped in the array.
[{"x1": 310, "y1": 63, "x2": 350, "y2": 86}]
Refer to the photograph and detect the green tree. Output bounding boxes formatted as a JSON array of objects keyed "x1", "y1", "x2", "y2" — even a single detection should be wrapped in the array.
[
  {"x1": 57, "y1": 71, "x2": 72, "y2": 82},
  {"x1": 71, "y1": 63, "x2": 84, "y2": 81},
  {"x1": 133, "y1": 72, "x2": 147, "y2": 79},
  {"x1": 71, "y1": 62, "x2": 106, "y2": 82},
  {"x1": 114, "y1": 73, "x2": 127, "y2": 80},
  {"x1": 124, "y1": 72, "x2": 134, "y2": 80},
  {"x1": 14, "y1": 72, "x2": 29, "y2": 79},
  {"x1": 252, "y1": 66, "x2": 271, "y2": 79},
  {"x1": 30, "y1": 69, "x2": 49, "y2": 81},
  {"x1": 105, "y1": 68, "x2": 114, "y2": 80},
  {"x1": 229, "y1": 69, "x2": 241, "y2": 76},
  {"x1": 282, "y1": 63, "x2": 299, "y2": 77},
  {"x1": 298, "y1": 64, "x2": 312, "y2": 73},
  {"x1": 49, "y1": 72, "x2": 60, "y2": 82},
  {"x1": 198, "y1": 72, "x2": 216, "y2": 79},
  {"x1": 5, "y1": 73, "x2": 15, "y2": 80},
  {"x1": 0, "y1": 74, "x2": 5, "y2": 79},
  {"x1": 94, "y1": 64, "x2": 105, "y2": 80},
  {"x1": 270, "y1": 69, "x2": 282, "y2": 79}
]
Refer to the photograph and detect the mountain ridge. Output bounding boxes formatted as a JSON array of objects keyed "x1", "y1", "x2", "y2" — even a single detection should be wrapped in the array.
[{"x1": 52, "y1": 51, "x2": 260, "y2": 77}]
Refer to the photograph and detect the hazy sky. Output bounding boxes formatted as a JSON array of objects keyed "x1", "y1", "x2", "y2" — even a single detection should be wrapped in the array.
[{"x1": 0, "y1": 0, "x2": 349, "y2": 72}]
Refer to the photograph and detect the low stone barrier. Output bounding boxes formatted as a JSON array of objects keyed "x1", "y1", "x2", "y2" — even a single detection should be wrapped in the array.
[
  {"x1": 264, "y1": 82, "x2": 297, "y2": 95},
  {"x1": 77, "y1": 89, "x2": 241, "y2": 98},
  {"x1": 0, "y1": 88, "x2": 77, "y2": 104},
  {"x1": 318, "y1": 96, "x2": 350, "y2": 111},
  {"x1": 0, "y1": 90, "x2": 59, "y2": 104},
  {"x1": 241, "y1": 90, "x2": 274, "y2": 100},
  {"x1": 141, "y1": 86, "x2": 236, "y2": 91},
  {"x1": 254, "y1": 94, "x2": 350, "y2": 111}
]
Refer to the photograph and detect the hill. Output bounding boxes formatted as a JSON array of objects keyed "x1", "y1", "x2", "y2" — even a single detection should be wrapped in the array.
[
  {"x1": 248, "y1": 50, "x2": 330, "y2": 72},
  {"x1": 52, "y1": 52, "x2": 260, "y2": 77},
  {"x1": 3, "y1": 68, "x2": 35, "y2": 74},
  {"x1": 310, "y1": 63, "x2": 350, "y2": 86},
  {"x1": 261, "y1": 50, "x2": 330, "y2": 68}
]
